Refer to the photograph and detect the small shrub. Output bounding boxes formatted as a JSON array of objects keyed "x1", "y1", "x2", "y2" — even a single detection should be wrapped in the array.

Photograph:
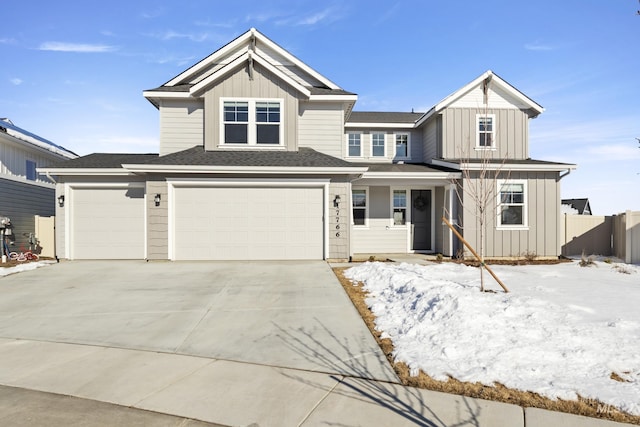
[
  {"x1": 368, "y1": 255, "x2": 376, "y2": 262},
  {"x1": 579, "y1": 252, "x2": 596, "y2": 267},
  {"x1": 614, "y1": 265, "x2": 633, "y2": 275},
  {"x1": 521, "y1": 250, "x2": 538, "y2": 263},
  {"x1": 603, "y1": 258, "x2": 612, "y2": 264},
  {"x1": 435, "y1": 253, "x2": 444, "y2": 263}
]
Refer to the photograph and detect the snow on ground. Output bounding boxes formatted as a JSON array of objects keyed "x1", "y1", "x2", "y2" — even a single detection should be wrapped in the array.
[
  {"x1": 0, "y1": 261, "x2": 55, "y2": 277},
  {"x1": 344, "y1": 260, "x2": 640, "y2": 416}
]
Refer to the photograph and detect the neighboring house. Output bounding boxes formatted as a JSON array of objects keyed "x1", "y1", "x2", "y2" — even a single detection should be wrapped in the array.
[
  {"x1": 0, "y1": 119, "x2": 77, "y2": 249},
  {"x1": 40, "y1": 28, "x2": 576, "y2": 261},
  {"x1": 562, "y1": 198, "x2": 592, "y2": 215}
]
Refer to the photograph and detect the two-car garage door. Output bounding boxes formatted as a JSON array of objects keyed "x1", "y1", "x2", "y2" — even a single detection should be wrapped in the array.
[{"x1": 172, "y1": 186, "x2": 324, "y2": 260}]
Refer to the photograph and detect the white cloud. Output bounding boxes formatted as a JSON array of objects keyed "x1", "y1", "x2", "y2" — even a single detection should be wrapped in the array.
[
  {"x1": 0, "y1": 38, "x2": 16, "y2": 44},
  {"x1": 38, "y1": 42, "x2": 117, "y2": 53},
  {"x1": 524, "y1": 42, "x2": 556, "y2": 51},
  {"x1": 10, "y1": 78, "x2": 23, "y2": 86},
  {"x1": 275, "y1": 5, "x2": 347, "y2": 27}
]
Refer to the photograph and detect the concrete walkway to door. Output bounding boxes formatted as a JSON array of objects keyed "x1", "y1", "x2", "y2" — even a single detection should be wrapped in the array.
[{"x1": 0, "y1": 260, "x2": 396, "y2": 382}]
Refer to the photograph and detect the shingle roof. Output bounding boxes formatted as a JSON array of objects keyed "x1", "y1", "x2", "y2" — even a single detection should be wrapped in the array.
[
  {"x1": 562, "y1": 198, "x2": 591, "y2": 214},
  {"x1": 362, "y1": 163, "x2": 458, "y2": 173},
  {"x1": 135, "y1": 146, "x2": 356, "y2": 168},
  {"x1": 309, "y1": 87, "x2": 356, "y2": 96},
  {"x1": 440, "y1": 158, "x2": 575, "y2": 166},
  {"x1": 48, "y1": 153, "x2": 159, "y2": 169},
  {"x1": 347, "y1": 111, "x2": 424, "y2": 124}
]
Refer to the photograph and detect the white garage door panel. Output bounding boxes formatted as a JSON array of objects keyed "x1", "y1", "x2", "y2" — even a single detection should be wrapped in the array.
[
  {"x1": 72, "y1": 187, "x2": 145, "y2": 259},
  {"x1": 174, "y1": 187, "x2": 323, "y2": 260}
]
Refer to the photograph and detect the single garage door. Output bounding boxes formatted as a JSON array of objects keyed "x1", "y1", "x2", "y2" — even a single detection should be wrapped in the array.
[
  {"x1": 173, "y1": 186, "x2": 324, "y2": 260},
  {"x1": 71, "y1": 186, "x2": 145, "y2": 259}
]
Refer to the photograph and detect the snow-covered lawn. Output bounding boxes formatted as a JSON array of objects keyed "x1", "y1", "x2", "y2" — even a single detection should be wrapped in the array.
[{"x1": 344, "y1": 260, "x2": 640, "y2": 416}]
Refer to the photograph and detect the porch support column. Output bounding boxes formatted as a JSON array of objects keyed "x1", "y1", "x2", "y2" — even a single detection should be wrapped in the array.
[{"x1": 447, "y1": 183, "x2": 456, "y2": 257}]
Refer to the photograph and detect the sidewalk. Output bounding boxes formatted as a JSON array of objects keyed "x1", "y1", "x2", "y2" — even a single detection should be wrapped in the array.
[{"x1": 0, "y1": 338, "x2": 632, "y2": 427}]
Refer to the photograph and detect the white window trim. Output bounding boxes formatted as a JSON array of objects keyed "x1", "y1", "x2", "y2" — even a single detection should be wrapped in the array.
[
  {"x1": 346, "y1": 132, "x2": 363, "y2": 158},
  {"x1": 351, "y1": 187, "x2": 368, "y2": 228},
  {"x1": 219, "y1": 97, "x2": 284, "y2": 148},
  {"x1": 370, "y1": 132, "x2": 386, "y2": 158},
  {"x1": 475, "y1": 113, "x2": 497, "y2": 151},
  {"x1": 496, "y1": 179, "x2": 529, "y2": 230},
  {"x1": 393, "y1": 132, "x2": 411, "y2": 160},
  {"x1": 390, "y1": 187, "x2": 409, "y2": 228}
]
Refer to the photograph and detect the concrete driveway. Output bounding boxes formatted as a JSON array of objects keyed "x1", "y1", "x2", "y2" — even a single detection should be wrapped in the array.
[{"x1": 0, "y1": 260, "x2": 396, "y2": 382}]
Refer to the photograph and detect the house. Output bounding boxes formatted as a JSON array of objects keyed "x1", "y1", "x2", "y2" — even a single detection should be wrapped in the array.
[
  {"x1": 0, "y1": 118, "x2": 77, "y2": 250},
  {"x1": 40, "y1": 28, "x2": 576, "y2": 261},
  {"x1": 562, "y1": 198, "x2": 592, "y2": 215}
]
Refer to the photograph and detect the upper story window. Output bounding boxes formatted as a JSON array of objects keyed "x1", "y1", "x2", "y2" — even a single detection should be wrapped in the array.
[
  {"x1": 222, "y1": 99, "x2": 282, "y2": 146},
  {"x1": 26, "y1": 160, "x2": 37, "y2": 181},
  {"x1": 371, "y1": 133, "x2": 386, "y2": 157},
  {"x1": 476, "y1": 114, "x2": 496, "y2": 149},
  {"x1": 498, "y1": 180, "x2": 527, "y2": 229},
  {"x1": 394, "y1": 133, "x2": 410, "y2": 159},
  {"x1": 347, "y1": 133, "x2": 362, "y2": 157}
]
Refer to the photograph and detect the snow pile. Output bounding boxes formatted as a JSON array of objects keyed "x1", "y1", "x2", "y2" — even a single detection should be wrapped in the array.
[
  {"x1": 0, "y1": 261, "x2": 55, "y2": 277},
  {"x1": 345, "y1": 261, "x2": 640, "y2": 415}
]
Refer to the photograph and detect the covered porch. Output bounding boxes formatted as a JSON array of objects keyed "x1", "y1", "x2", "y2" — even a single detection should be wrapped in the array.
[{"x1": 349, "y1": 163, "x2": 461, "y2": 258}]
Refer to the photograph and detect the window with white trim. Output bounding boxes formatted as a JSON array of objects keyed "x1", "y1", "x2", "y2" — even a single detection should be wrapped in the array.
[
  {"x1": 352, "y1": 189, "x2": 367, "y2": 226},
  {"x1": 222, "y1": 99, "x2": 282, "y2": 146},
  {"x1": 498, "y1": 180, "x2": 527, "y2": 228},
  {"x1": 371, "y1": 132, "x2": 385, "y2": 157},
  {"x1": 394, "y1": 133, "x2": 409, "y2": 158},
  {"x1": 347, "y1": 133, "x2": 362, "y2": 157},
  {"x1": 476, "y1": 114, "x2": 495, "y2": 148},
  {"x1": 392, "y1": 189, "x2": 407, "y2": 226}
]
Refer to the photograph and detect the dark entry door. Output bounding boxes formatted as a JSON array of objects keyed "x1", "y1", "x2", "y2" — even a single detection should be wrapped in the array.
[{"x1": 411, "y1": 190, "x2": 431, "y2": 251}]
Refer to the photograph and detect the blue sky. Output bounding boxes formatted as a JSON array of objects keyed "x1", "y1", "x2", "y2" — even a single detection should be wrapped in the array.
[{"x1": 1, "y1": 1, "x2": 639, "y2": 214}]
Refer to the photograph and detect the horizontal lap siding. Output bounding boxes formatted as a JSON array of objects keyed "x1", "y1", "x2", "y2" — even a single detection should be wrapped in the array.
[
  {"x1": 0, "y1": 178, "x2": 54, "y2": 250},
  {"x1": 298, "y1": 102, "x2": 343, "y2": 158},
  {"x1": 352, "y1": 186, "x2": 407, "y2": 253},
  {"x1": 159, "y1": 100, "x2": 204, "y2": 156}
]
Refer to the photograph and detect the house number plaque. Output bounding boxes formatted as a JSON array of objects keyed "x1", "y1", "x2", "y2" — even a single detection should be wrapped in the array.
[{"x1": 335, "y1": 208, "x2": 341, "y2": 237}]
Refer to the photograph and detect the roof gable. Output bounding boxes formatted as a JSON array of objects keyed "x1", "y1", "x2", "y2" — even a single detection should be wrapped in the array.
[
  {"x1": 417, "y1": 71, "x2": 544, "y2": 126},
  {"x1": 165, "y1": 28, "x2": 339, "y2": 91}
]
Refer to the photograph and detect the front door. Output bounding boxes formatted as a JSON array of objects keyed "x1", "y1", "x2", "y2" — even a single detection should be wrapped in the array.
[{"x1": 411, "y1": 190, "x2": 431, "y2": 251}]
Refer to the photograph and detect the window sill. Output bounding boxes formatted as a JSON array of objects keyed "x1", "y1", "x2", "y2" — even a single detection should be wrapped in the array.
[
  {"x1": 474, "y1": 147, "x2": 497, "y2": 151},
  {"x1": 497, "y1": 226, "x2": 529, "y2": 231},
  {"x1": 218, "y1": 144, "x2": 286, "y2": 150}
]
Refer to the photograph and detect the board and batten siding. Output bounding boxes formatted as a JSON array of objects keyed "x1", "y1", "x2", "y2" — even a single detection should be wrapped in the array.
[
  {"x1": 0, "y1": 136, "x2": 67, "y2": 185},
  {"x1": 460, "y1": 171, "x2": 561, "y2": 258},
  {"x1": 351, "y1": 186, "x2": 407, "y2": 253},
  {"x1": 203, "y1": 63, "x2": 300, "y2": 151},
  {"x1": 159, "y1": 99, "x2": 204, "y2": 156},
  {"x1": 0, "y1": 178, "x2": 55, "y2": 250},
  {"x1": 298, "y1": 102, "x2": 344, "y2": 158},
  {"x1": 441, "y1": 108, "x2": 529, "y2": 160}
]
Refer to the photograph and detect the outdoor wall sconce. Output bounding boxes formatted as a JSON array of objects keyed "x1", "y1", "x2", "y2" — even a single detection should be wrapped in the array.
[
  {"x1": 333, "y1": 194, "x2": 341, "y2": 208},
  {"x1": 154, "y1": 193, "x2": 161, "y2": 207},
  {"x1": 57, "y1": 195, "x2": 65, "y2": 208}
]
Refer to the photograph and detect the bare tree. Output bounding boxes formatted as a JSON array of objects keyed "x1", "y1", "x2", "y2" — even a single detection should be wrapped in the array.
[{"x1": 448, "y1": 75, "x2": 509, "y2": 292}]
